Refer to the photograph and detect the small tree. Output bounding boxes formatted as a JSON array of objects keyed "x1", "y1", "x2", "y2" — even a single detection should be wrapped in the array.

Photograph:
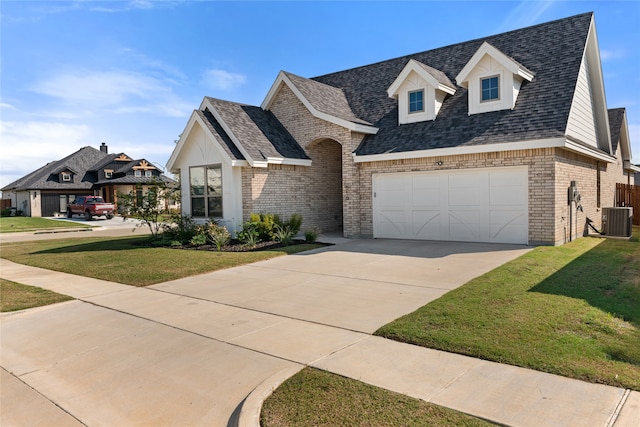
[{"x1": 118, "y1": 179, "x2": 179, "y2": 238}]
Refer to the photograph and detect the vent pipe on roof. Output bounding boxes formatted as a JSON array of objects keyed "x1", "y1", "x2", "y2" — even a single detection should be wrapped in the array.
[{"x1": 100, "y1": 142, "x2": 108, "y2": 154}]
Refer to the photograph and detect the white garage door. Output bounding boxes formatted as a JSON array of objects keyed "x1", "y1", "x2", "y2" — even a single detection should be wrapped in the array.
[{"x1": 373, "y1": 167, "x2": 528, "y2": 244}]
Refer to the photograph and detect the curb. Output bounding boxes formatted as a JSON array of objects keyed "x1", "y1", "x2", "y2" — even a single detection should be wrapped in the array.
[{"x1": 235, "y1": 365, "x2": 303, "y2": 427}]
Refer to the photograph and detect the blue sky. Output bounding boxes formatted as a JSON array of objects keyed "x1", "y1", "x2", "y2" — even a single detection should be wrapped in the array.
[{"x1": 1, "y1": 1, "x2": 639, "y2": 189}]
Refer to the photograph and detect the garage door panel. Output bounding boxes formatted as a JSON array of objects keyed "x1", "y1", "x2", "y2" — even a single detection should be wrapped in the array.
[
  {"x1": 449, "y1": 210, "x2": 481, "y2": 240},
  {"x1": 411, "y1": 210, "x2": 441, "y2": 238},
  {"x1": 374, "y1": 167, "x2": 528, "y2": 244},
  {"x1": 377, "y1": 210, "x2": 407, "y2": 237}
]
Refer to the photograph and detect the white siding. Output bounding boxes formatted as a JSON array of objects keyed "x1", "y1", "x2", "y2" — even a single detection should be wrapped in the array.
[
  {"x1": 173, "y1": 122, "x2": 243, "y2": 232},
  {"x1": 566, "y1": 54, "x2": 598, "y2": 148}
]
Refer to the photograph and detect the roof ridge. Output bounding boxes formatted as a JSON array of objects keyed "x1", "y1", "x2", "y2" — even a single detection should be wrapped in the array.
[{"x1": 313, "y1": 12, "x2": 593, "y2": 80}]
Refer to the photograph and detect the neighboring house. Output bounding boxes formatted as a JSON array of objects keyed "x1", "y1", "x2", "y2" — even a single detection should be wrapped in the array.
[
  {"x1": 167, "y1": 13, "x2": 637, "y2": 246},
  {"x1": 2, "y1": 143, "x2": 176, "y2": 217}
]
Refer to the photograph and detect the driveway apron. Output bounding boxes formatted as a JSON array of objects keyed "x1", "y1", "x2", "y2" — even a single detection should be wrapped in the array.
[{"x1": 1, "y1": 239, "x2": 531, "y2": 425}]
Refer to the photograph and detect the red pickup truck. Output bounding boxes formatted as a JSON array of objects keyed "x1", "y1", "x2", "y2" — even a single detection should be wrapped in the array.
[{"x1": 67, "y1": 196, "x2": 115, "y2": 220}]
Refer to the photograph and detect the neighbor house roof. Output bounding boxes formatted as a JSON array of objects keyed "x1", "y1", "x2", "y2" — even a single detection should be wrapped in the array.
[
  {"x1": 1, "y1": 146, "x2": 108, "y2": 191},
  {"x1": 310, "y1": 12, "x2": 594, "y2": 156}
]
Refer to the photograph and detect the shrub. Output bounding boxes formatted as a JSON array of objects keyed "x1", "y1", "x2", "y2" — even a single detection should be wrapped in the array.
[
  {"x1": 0, "y1": 208, "x2": 11, "y2": 217},
  {"x1": 273, "y1": 224, "x2": 295, "y2": 245},
  {"x1": 15, "y1": 210, "x2": 23, "y2": 217},
  {"x1": 305, "y1": 227, "x2": 321, "y2": 243},
  {"x1": 189, "y1": 233, "x2": 207, "y2": 246},
  {"x1": 163, "y1": 213, "x2": 198, "y2": 244},
  {"x1": 237, "y1": 221, "x2": 261, "y2": 246},
  {"x1": 284, "y1": 213, "x2": 303, "y2": 236},
  {"x1": 207, "y1": 223, "x2": 231, "y2": 250},
  {"x1": 249, "y1": 213, "x2": 281, "y2": 241}
]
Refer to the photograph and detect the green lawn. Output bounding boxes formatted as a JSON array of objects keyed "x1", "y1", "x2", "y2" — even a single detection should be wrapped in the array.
[
  {"x1": 0, "y1": 236, "x2": 323, "y2": 286},
  {"x1": 376, "y1": 230, "x2": 640, "y2": 391},
  {"x1": 1, "y1": 279, "x2": 73, "y2": 312},
  {"x1": 0, "y1": 217, "x2": 94, "y2": 233},
  {"x1": 261, "y1": 367, "x2": 495, "y2": 427}
]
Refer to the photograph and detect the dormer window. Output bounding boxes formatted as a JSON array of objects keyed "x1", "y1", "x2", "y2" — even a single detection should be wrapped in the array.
[
  {"x1": 387, "y1": 60, "x2": 456, "y2": 125},
  {"x1": 104, "y1": 170, "x2": 113, "y2": 179},
  {"x1": 409, "y1": 90, "x2": 425, "y2": 113},
  {"x1": 456, "y1": 42, "x2": 534, "y2": 115},
  {"x1": 135, "y1": 170, "x2": 142, "y2": 177},
  {"x1": 61, "y1": 172, "x2": 71, "y2": 182},
  {"x1": 145, "y1": 170, "x2": 152, "y2": 177},
  {"x1": 481, "y1": 76, "x2": 499, "y2": 102}
]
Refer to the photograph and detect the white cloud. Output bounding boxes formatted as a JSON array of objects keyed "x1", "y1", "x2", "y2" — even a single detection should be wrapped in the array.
[
  {"x1": 30, "y1": 69, "x2": 191, "y2": 118},
  {"x1": 0, "y1": 103, "x2": 16, "y2": 110},
  {"x1": 600, "y1": 49, "x2": 626, "y2": 61},
  {"x1": 201, "y1": 69, "x2": 247, "y2": 91},
  {"x1": 495, "y1": 0, "x2": 555, "y2": 33},
  {"x1": 0, "y1": 120, "x2": 91, "y2": 188}
]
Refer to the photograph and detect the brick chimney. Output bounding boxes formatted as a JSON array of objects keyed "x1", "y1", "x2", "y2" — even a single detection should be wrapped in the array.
[{"x1": 100, "y1": 142, "x2": 108, "y2": 154}]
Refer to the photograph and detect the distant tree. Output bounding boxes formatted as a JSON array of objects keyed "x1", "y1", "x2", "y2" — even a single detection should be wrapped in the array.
[{"x1": 118, "y1": 179, "x2": 179, "y2": 238}]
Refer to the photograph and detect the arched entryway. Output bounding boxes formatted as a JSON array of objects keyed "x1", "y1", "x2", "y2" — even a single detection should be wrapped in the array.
[{"x1": 306, "y1": 138, "x2": 343, "y2": 232}]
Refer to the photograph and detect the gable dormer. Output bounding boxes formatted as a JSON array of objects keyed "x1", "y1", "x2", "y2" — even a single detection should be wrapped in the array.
[
  {"x1": 52, "y1": 166, "x2": 77, "y2": 183},
  {"x1": 455, "y1": 42, "x2": 534, "y2": 115},
  {"x1": 387, "y1": 60, "x2": 456, "y2": 124}
]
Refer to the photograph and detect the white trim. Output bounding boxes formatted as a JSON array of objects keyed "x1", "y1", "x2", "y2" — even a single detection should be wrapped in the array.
[
  {"x1": 266, "y1": 157, "x2": 312, "y2": 166},
  {"x1": 231, "y1": 160, "x2": 249, "y2": 167},
  {"x1": 261, "y1": 71, "x2": 379, "y2": 135},
  {"x1": 202, "y1": 99, "x2": 257, "y2": 166},
  {"x1": 167, "y1": 110, "x2": 237, "y2": 172},
  {"x1": 353, "y1": 137, "x2": 616, "y2": 164},
  {"x1": 456, "y1": 42, "x2": 534, "y2": 87},
  {"x1": 387, "y1": 59, "x2": 456, "y2": 97}
]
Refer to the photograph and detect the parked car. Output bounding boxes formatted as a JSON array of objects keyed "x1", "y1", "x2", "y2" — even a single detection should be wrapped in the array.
[{"x1": 67, "y1": 196, "x2": 115, "y2": 220}]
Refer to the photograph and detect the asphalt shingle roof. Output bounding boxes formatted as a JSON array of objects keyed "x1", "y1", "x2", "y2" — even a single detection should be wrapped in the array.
[
  {"x1": 310, "y1": 12, "x2": 594, "y2": 156},
  {"x1": 1, "y1": 146, "x2": 108, "y2": 191},
  {"x1": 283, "y1": 71, "x2": 372, "y2": 125},
  {"x1": 197, "y1": 109, "x2": 245, "y2": 161},
  {"x1": 205, "y1": 97, "x2": 309, "y2": 161},
  {"x1": 608, "y1": 108, "x2": 625, "y2": 154}
]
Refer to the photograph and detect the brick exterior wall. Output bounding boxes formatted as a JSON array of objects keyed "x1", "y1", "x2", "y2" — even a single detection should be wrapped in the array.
[
  {"x1": 248, "y1": 83, "x2": 630, "y2": 245},
  {"x1": 240, "y1": 82, "x2": 348, "y2": 233},
  {"x1": 241, "y1": 140, "x2": 343, "y2": 232}
]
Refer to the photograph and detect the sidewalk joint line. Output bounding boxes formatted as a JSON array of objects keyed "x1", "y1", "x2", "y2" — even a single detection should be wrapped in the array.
[
  {"x1": 1, "y1": 367, "x2": 88, "y2": 426},
  {"x1": 243, "y1": 264, "x2": 453, "y2": 291},
  {"x1": 606, "y1": 389, "x2": 631, "y2": 427}
]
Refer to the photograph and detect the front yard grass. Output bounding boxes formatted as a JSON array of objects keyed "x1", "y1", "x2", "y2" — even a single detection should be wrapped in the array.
[
  {"x1": 376, "y1": 228, "x2": 640, "y2": 391},
  {"x1": 261, "y1": 367, "x2": 495, "y2": 427},
  {"x1": 0, "y1": 217, "x2": 94, "y2": 233},
  {"x1": 0, "y1": 236, "x2": 323, "y2": 286},
  {"x1": 1, "y1": 279, "x2": 73, "y2": 312}
]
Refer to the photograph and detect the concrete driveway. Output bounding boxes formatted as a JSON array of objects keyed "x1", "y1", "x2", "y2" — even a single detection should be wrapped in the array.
[{"x1": 1, "y1": 239, "x2": 530, "y2": 426}]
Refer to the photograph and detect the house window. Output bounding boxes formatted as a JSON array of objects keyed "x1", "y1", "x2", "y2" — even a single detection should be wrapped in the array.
[
  {"x1": 134, "y1": 170, "x2": 142, "y2": 177},
  {"x1": 145, "y1": 170, "x2": 152, "y2": 178},
  {"x1": 190, "y1": 165, "x2": 222, "y2": 218},
  {"x1": 61, "y1": 172, "x2": 71, "y2": 182},
  {"x1": 409, "y1": 90, "x2": 424, "y2": 113},
  {"x1": 481, "y1": 76, "x2": 499, "y2": 101},
  {"x1": 104, "y1": 170, "x2": 113, "y2": 179}
]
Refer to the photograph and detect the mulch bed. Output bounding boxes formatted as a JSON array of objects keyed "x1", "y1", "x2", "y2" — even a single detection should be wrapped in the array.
[{"x1": 171, "y1": 239, "x2": 333, "y2": 252}]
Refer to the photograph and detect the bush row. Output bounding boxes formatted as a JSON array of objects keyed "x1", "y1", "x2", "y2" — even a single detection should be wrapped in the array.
[{"x1": 159, "y1": 212, "x2": 320, "y2": 250}]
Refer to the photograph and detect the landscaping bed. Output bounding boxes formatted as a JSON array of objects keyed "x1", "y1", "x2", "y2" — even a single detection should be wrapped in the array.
[{"x1": 169, "y1": 238, "x2": 332, "y2": 252}]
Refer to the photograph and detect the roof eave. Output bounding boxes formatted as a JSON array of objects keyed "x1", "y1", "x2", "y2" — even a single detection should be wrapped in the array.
[
  {"x1": 262, "y1": 71, "x2": 378, "y2": 135},
  {"x1": 353, "y1": 137, "x2": 616, "y2": 164}
]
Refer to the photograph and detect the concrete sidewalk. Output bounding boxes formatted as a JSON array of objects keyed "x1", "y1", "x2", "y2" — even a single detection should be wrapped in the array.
[{"x1": 1, "y1": 240, "x2": 637, "y2": 426}]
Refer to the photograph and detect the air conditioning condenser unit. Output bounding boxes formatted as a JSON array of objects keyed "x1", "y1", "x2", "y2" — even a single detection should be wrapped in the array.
[{"x1": 602, "y1": 207, "x2": 633, "y2": 237}]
